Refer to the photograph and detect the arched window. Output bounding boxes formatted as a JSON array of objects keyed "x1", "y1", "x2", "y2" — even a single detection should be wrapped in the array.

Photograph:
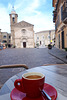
[
  {"x1": 13, "y1": 17, "x2": 15, "y2": 23},
  {"x1": 3, "y1": 35, "x2": 6, "y2": 38},
  {"x1": 22, "y1": 29, "x2": 26, "y2": 33}
]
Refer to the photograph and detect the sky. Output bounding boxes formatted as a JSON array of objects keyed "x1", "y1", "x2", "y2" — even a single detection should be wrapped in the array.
[{"x1": 0, "y1": 0, "x2": 55, "y2": 33}]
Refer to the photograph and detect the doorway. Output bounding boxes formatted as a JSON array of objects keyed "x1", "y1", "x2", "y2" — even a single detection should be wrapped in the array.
[
  {"x1": 40, "y1": 41, "x2": 41, "y2": 45},
  {"x1": 23, "y1": 42, "x2": 26, "y2": 48},
  {"x1": 58, "y1": 34, "x2": 60, "y2": 48},
  {"x1": 61, "y1": 31, "x2": 64, "y2": 49}
]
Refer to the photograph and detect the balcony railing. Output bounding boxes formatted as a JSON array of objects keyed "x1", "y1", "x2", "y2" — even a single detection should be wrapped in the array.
[
  {"x1": 56, "y1": 0, "x2": 66, "y2": 10},
  {"x1": 56, "y1": 0, "x2": 60, "y2": 10},
  {"x1": 53, "y1": 10, "x2": 57, "y2": 23}
]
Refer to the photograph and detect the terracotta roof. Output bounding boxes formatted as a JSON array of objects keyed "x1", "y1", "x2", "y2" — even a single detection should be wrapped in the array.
[{"x1": 14, "y1": 21, "x2": 34, "y2": 27}]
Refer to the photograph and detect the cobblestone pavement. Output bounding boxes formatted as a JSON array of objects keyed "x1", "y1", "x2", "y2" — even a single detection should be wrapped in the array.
[
  {"x1": 48, "y1": 47, "x2": 67, "y2": 63},
  {"x1": 0, "y1": 48, "x2": 64, "y2": 86}
]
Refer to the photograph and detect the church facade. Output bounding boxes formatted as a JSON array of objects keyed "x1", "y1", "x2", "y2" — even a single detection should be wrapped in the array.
[{"x1": 9, "y1": 8, "x2": 34, "y2": 48}]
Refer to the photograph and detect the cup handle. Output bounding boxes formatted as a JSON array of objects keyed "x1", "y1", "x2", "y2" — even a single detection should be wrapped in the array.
[{"x1": 14, "y1": 79, "x2": 25, "y2": 92}]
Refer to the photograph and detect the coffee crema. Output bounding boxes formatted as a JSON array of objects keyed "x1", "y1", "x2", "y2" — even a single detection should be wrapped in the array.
[{"x1": 26, "y1": 75, "x2": 42, "y2": 79}]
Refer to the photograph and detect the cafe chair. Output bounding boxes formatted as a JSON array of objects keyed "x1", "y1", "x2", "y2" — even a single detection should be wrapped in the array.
[{"x1": 0, "y1": 64, "x2": 28, "y2": 89}]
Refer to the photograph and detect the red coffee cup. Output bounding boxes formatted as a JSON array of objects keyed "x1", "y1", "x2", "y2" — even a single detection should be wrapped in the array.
[{"x1": 14, "y1": 72, "x2": 45, "y2": 98}]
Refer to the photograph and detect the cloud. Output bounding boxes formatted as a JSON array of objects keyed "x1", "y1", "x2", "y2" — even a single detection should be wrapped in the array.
[
  {"x1": 14, "y1": 0, "x2": 54, "y2": 32},
  {"x1": 27, "y1": 0, "x2": 40, "y2": 10},
  {"x1": 8, "y1": 3, "x2": 12, "y2": 12},
  {"x1": 0, "y1": 4, "x2": 10, "y2": 33},
  {"x1": 0, "y1": 0, "x2": 54, "y2": 33},
  {"x1": 14, "y1": 0, "x2": 40, "y2": 15},
  {"x1": 21, "y1": 13, "x2": 55, "y2": 32}
]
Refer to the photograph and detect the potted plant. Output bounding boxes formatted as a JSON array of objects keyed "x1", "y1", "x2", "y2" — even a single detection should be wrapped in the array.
[
  {"x1": 64, "y1": 48, "x2": 67, "y2": 59},
  {"x1": 48, "y1": 44, "x2": 52, "y2": 49},
  {"x1": 36, "y1": 43, "x2": 39, "y2": 48},
  {"x1": 64, "y1": 48, "x2": 67, "y2": 51}
]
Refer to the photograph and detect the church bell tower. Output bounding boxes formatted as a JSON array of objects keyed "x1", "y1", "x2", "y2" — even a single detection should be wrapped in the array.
[{"x1": 9, "y1": 6, "x2": 18, "y2": 46}]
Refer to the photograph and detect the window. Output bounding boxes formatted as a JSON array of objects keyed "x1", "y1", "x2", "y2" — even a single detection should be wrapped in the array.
[
  {"x1": 55, "y1": 15, "x2": 60, "y2": 30},
  {"x1": 43, "y1": 36, "x2": 44, "y2": 39},
  {"x1": 61, "y1": 6, "x2": 63, "y2": 21},
  {"x1": 9, "y1": 40, "x2": 11, "y2": 43},
  {"x1": 3, "y1": 35, "x2": 6, "y2": 38},
  {"x1": 9, "y1": 36, "x2": 11, "y2": 39},
  {"x1": 63, "y1": 2, "x2": 66, "y2": 11},
  {"x1": 48, "y1": 35, "x2": 50, "y2": 39},
  {"x1": 42, "y1": 35, "x2": 44, "y2": 39},
  {"x1": 2, "y1": 40, "x2": 7, "y2": 43},
  {"x1": 37, "y1": 37, "x2": 39, "y2": 39}
]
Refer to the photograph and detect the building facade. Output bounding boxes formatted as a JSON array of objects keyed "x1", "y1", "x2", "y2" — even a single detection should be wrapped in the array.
[
  {"x1": 53, "y1": 0, "x2": 67, "y2": 49},
  {"x1": 0, "y1": 29, "x2": 11, "y2": 47},
  {"x1": 35, "y1": 30, "x2": 55, "y2": 47},
  {"x1": 9, "y1": 8, "x2": 34, "y2": 48}
]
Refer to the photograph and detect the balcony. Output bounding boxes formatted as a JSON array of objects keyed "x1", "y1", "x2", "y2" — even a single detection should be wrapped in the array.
[
  {"x1": 62, "y1": 4, "x2": 67, "y2": 24},
  {"x1": 53, "y1": 10, "x2": 57, "y2": 23}
]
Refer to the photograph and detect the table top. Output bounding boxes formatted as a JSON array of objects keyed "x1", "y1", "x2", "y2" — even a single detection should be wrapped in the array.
[{"x1": 0, "y1": 64, "x2": 67, "y2": 100}]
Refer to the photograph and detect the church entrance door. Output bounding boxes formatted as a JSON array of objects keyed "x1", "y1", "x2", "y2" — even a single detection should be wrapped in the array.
[{"x1": 23, "y1": 42, "x2": 26, "y2": 48}]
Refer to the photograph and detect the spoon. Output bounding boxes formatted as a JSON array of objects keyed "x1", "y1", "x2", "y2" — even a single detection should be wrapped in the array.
[{"x1": 41, "y1": 89, "x2": 52, "y2": 100}]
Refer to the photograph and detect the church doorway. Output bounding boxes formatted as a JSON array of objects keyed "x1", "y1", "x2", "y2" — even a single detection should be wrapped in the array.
[{"x1": 23, "y1": 42, "x2": 26, "y2": 48}]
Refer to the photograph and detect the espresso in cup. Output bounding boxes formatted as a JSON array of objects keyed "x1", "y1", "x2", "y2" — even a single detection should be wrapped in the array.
[
  {"x1": 14, "y1": 72, "x2": 45, "y2": 98},
  {"x1": 26, "y1": 75, "x2": 42, "y2": 79}
]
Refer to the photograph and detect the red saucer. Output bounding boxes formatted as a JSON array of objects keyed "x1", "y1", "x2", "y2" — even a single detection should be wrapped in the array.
[{"x1": 10, "y1": 83, "x2": 57, "y2": 100}]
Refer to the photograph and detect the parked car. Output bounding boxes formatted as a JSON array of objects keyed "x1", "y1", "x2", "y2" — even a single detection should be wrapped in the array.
[{"x1": 3, "y1": 45, "x2": 6, "y2": 49}]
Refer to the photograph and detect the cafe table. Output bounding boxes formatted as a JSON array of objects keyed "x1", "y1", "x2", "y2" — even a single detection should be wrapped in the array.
[{"x1": 0, "y1": 64, "x2": 67, "y2": 100}]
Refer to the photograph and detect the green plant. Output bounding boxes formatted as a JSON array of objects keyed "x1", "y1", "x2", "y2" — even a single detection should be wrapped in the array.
[
  {"x1": 64, "y1": 48, "x2": 67, "y2": 51},
  {"x1": 36, "y1": 43, "x2": 39, "y2": 47},
  {"x1": 12, "y1": 45, "x2": 16, "y2": 48}
]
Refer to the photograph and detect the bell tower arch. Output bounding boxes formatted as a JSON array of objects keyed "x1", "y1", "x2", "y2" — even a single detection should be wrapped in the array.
[{"x1": 9, "y1": 6, "x2": 18, "y2": 25}]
